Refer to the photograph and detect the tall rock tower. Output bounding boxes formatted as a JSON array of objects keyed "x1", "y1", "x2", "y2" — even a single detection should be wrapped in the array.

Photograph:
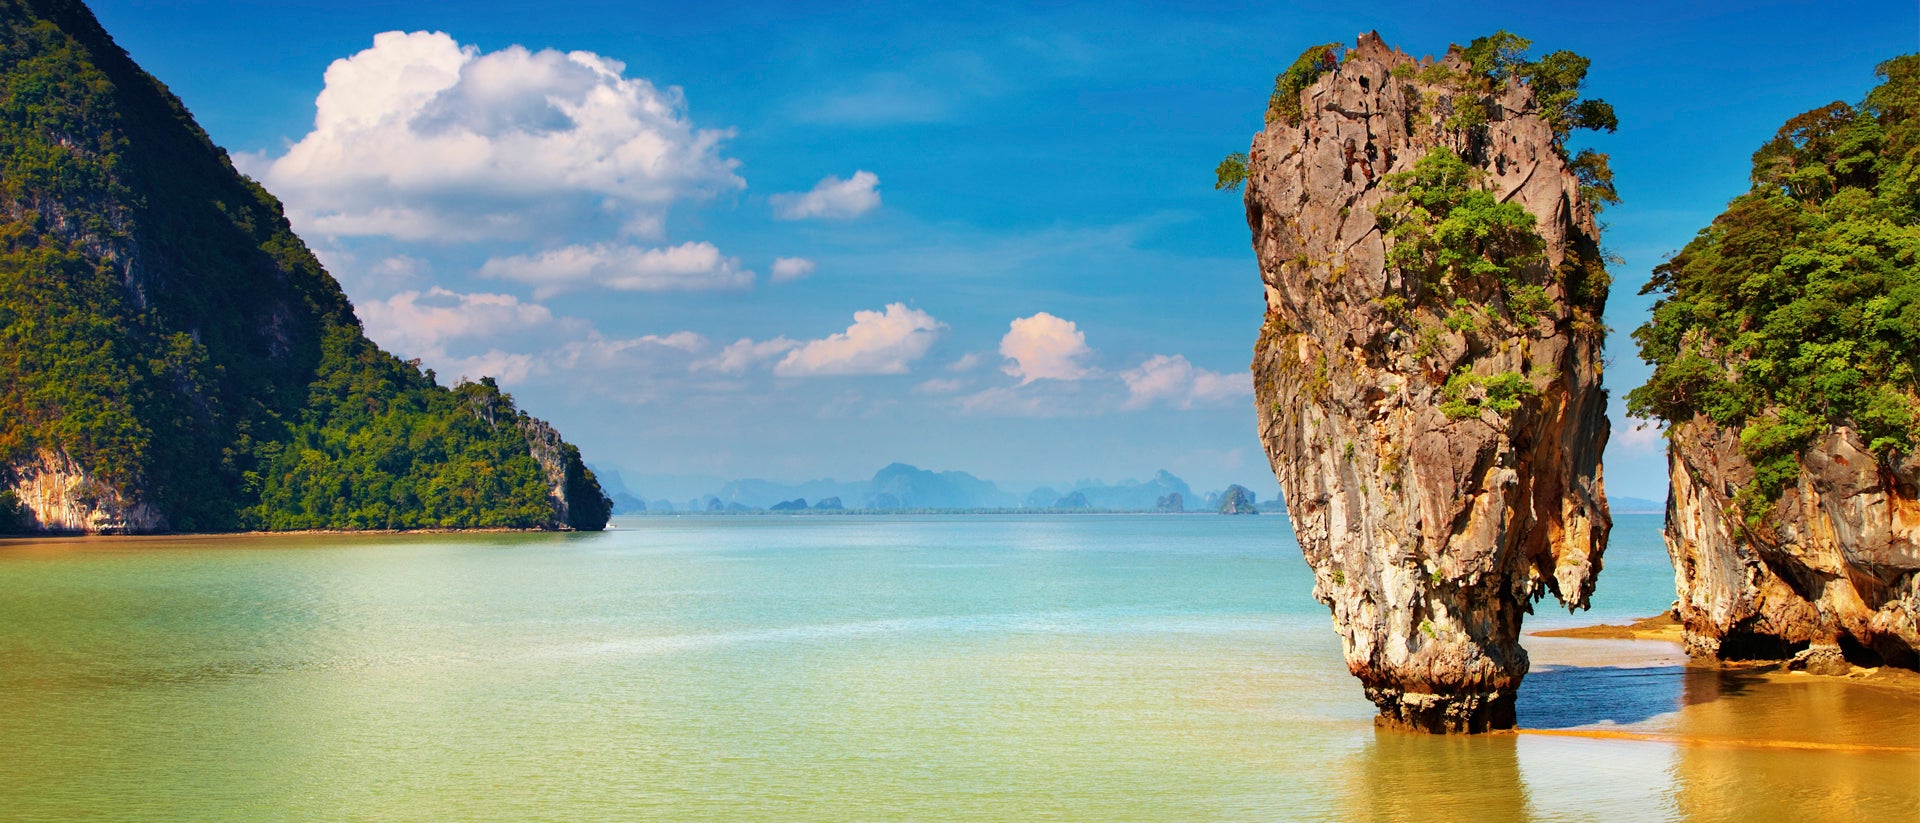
[{"x1": 1242, "y1": 33, "x2": 1612, "y2": 732}]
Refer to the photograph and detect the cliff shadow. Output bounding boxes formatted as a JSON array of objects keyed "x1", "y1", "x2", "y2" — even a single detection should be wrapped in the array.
[{"x1": 1517, "y1": 665, "x2": 1689, "y2": 729}]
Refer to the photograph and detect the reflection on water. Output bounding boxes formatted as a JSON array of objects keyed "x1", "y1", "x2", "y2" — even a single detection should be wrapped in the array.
[
  {"x1": 1341, "y1": 731, "x2": 1532, "y2": 823},
  {"x1": 1, "y1": 515, "x2": 1915, "y2": 821},
  {"x1": 1671, "y1": 667, "x2": 1920, "y2": 821}
]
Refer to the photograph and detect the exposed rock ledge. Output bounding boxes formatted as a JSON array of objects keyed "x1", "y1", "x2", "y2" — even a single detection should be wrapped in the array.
[
  {"x1": 1244, "y1": 33, "x2": 1611, "y2": 732},
  {"x1": 4, "y1": 450, "x2": 166, "y2": 534},
  {"x1": 1667, "y1": 421, "x2": 1920, "y2": 670}
]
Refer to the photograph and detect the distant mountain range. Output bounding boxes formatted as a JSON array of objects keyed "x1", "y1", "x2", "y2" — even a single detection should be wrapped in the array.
[
  {"x1": 591, "y1": 464, "x2": 1280, "y2": 514},
  {"x1": 593, "y1": 464, "x2": 1668, "y2": 517}
]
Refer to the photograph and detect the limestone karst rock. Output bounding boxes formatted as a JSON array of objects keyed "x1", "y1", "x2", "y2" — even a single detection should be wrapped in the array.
[
  {"x1": 1217, "y1": 485, "x2": 1259, "y2": 515},
  {"x1": 1631, "y1": 57, "x2": 1920, "y2": 671},
  {"x1": 1243, "y1": 33, "x2": 1612, "y2": 731},
  {"x1": 1666, "y1": 425, "x2": 1920, "y2": 669}
]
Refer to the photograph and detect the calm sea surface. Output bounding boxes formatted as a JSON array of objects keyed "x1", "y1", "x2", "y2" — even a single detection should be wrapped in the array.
[{"x1": 1, "y1": 513, "x2": 1914, "y2": 821}]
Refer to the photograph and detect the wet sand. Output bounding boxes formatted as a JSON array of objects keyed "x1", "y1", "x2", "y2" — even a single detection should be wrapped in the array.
[
  {"x1": 1522, "y1": 616, "x2": 1920, "y2": 762},
  {"x1": 1533, "y1": 611, "x2": 1684, "y2": 642}
]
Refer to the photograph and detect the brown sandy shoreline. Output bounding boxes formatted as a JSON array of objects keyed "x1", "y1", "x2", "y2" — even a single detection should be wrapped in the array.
[{"x1": 1529, "y1": 612, "x2": 1920, "y2": 697}]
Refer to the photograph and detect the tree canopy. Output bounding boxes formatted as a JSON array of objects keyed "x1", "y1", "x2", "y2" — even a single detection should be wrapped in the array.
[{"x1": 1628, "y1": 55, "x2": 1920, "y2": 523}]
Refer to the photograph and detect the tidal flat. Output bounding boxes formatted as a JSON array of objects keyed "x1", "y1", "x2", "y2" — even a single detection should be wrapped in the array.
[{"x1": 1, "y1": 514, "x2": 1913, "y2": 822}]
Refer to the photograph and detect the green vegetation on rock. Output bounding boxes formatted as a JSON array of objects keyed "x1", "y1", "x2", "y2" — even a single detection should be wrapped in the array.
[
  {"x1": 1266, "y1": 43, "x2": 1341, "y2": 126},
  {"x1": 1628, "y1": 55, "x2": 1920, "y2": 522},
  {"x1": 0, "y1": 0, "x2": 608, "y2": 532},
  {"x1": 1377, "y1": 147, "x2": 1543, "y2": 293}
]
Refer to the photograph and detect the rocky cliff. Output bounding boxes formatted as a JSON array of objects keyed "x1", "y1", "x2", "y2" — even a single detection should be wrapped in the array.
[
  {"x1": 1666, "y1": 424, "x2": 1919, "y2": 670},
  {"x1": 0, "y1": 0, "x2": 608, "y2": 534},
  {"x1": 1628, "y1": 56, "x2": 1920, "y2": 673},
  {"x1": 1242, "y1": 33, "x2": 1612, "y2": 731}
]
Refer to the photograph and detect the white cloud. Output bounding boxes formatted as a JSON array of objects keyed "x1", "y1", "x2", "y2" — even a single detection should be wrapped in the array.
[
  {"x1": 1000, "y1": 312, "x2": 1093, "y2": 383},
  {"x1": 770, "y1": 257, "x2": 817, "y2": 283},
  {"x1": 696, "y1": 337, "x2": 801, "y2": 374},
  {"x1": 479, "y1": 241, "x2": 752, "y2": 298},
  {"x1": 1616, "y1": 420, "x2": 1668, "y2": 455},
  {"x1": 250, "y1": 30, "x2": 741, "y2": 240},
  {"x1": 1120, "y1": 354, "x2": 1249, "y2": 410},
  {"x1": 547, "y1": 331, "x2": 708, "y2": 371},
  {"x1": 957, "y1": 383, "x2": 1092, "y2": 418},
  {"x1": 771, "y1": 171, "x2": 881, "y2": 220},
  {"x1": 774, "y1": 303, "x2": 945, "y2": 376},
  {"x1": 914, "y1": 377, "x2": 966, "y2": 395},
  {"x1": 947, "y1": 352, "x2": 985, "y2": 372},
  {"x1": 441, "y1": 350, "x2": 541, "y2": 384},
  {"x1": 358, "y1": 286, "x2": 555, "y2": 354}
]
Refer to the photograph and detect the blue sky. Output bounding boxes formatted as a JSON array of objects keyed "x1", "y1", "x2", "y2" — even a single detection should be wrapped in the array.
[{"x1": 90, "y1": 0, "x2": 1916, "y2": 500}]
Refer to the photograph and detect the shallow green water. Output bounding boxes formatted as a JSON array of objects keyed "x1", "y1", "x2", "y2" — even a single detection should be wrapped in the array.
[{"x1": 1, "y1": 514, "x2": 1913, "y2": 821}]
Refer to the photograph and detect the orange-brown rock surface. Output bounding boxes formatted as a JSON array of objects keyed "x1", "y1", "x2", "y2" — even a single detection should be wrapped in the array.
[
  {"x1": 1666, "y1": 422, "x2": 1920, "y2": 671},
  {"x1": 1242, "y1": 33, "x2": 1611, "y2": 732}
]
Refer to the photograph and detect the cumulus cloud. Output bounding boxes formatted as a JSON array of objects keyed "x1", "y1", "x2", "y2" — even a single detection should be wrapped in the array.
[
  {"x1": 478, "y1": 241, "x2": 752, "y2": 298},
  {"x1": 696, "y1": 337, "x2": 801, "y2": 374},
  {"x1": 1120, "y1": 354, "x2": 1249, "y2": 410},
  {"x1": 775, "y1": 303, "x2": 944, "y2": 376},
  {"x1": 440, "y1": 350, "x2": 542, "y2": 384},
  {"x1": 1000, "y1": 312, "x2": 1093, "y2": 384},
  {"x1": 947, "y1": 352, "x2": 985, "y2": 372},
  {"x1": 358, "y1": 286, "x2": 555, "y2": 354},
  {"x1": 546, "y1": 331, "x2": 708, "y2": 371},
  {"x1": 250, "y1": 30, "x2": 742, "y2": 240},
  {"x1": 914, "y1": 377, "x2": 966, "y2": 395},
  {"x1": 771, "y1": 171, "x2": 881, "y2": 220},
  {"x1": 1616, "y1": 420, "x2": 1668, "y2": 455},
  {"x1": 769, "y1": 257, "x2": 817, "y2": 283}
]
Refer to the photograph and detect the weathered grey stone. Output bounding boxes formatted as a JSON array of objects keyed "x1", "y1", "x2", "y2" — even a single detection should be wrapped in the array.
[
  {"x1": 1243, "y1": 32, "x2": 1612, "y2": 732},
  {"x1": 1667, "y1": 421, "x2": 1920, "y2": 669}
]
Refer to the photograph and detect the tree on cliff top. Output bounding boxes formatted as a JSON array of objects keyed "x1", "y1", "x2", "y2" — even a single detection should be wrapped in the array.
[
  {"x1": 1629, "y1": 55, "x2": 1920, "y2": 524},
  {"x1": 1220, "y1": 32, "x2": 1617, "y2": 207}
]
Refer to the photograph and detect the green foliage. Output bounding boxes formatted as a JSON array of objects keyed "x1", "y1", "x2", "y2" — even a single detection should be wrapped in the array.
[
  {"x1": 1570, "y1": 149, "x2": 1621, "y2": 212},
  {"x1": 1443, "y1": 301, "x2": 1479, "y2": 333},
  {"x1": 0, "y1": 0, "x2": 607, "y2": 532},
  {"x1": 1441, "y1": 368, "x2": 1537, "y2": 420},
  {"x1": 1460, "y1": 31, "x2": 1532, "y2": 82},
  {"x1": 1267, "y1": 43, "x2": 1341, "y2": 126},
  {"x1": 1214, "y1": 151, "x2": 1248, "y2": 191},
  {"x1": 0, "y1": 488, "x2": 21, "y2": 533},
  {"x1": 244, "y1": 331, "x2": 563, "y2": 531},
  {"x1": 1629, "y1": 55, "x2": 1920, "y2": 522},
  {"x1": 1378, "y1": 147, "x2": 1543, "y2": 294},
  {"x1": 1507, "y1": 283, "x2": 1553, "y2": 326},
  {"x1": 1456, "y1": 31, "x2": 1618, "y2": 145}
]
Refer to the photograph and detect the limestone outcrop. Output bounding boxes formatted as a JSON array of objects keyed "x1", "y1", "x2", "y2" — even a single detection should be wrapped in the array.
[
  {"x1": 1243, "y1": 33, "x2": 1611, "y2": 731},
  {"x1": 1666, "y1": 422, "x2": 1920, "y2": 669},
  {"x1": 4, "y1": 450, "x2": 166, "y2": 534}
]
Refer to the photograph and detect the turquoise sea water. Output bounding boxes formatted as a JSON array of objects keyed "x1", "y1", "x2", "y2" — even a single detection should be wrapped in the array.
[{"x1": 1, "y1": 514, "x2": 1914, "y2": 821}]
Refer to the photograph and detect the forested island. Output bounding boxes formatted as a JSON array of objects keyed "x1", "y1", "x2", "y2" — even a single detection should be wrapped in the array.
[
  {"x1": 0, "y1": 0, "x2": 609, "y2": 534},
  {"x1": 1628, "y1": 56, "x2": 1920, "y2": 671}
]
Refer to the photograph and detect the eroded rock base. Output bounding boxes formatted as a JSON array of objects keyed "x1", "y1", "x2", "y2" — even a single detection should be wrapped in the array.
[{"x1": 1367, "y1": 687, "x2": 1517, "y2": 734}]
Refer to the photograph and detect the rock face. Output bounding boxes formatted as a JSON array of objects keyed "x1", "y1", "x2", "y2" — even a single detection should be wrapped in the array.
[
  {"x1": 6, "y1": 451, "x2": 165, "y2": 534},
  {"x1": 516, "y1": 416, "x2": 613, "y2": 531},
  {"x1": 1667, "y1": 422, "x2": 1920, "y2": 669},
  {"x1": 1243, "y1": 33, "x2": 1611, "y2": 731},
  {"x1": 1217, "y1": 486, "x2": 1259, "y2": 515}
]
